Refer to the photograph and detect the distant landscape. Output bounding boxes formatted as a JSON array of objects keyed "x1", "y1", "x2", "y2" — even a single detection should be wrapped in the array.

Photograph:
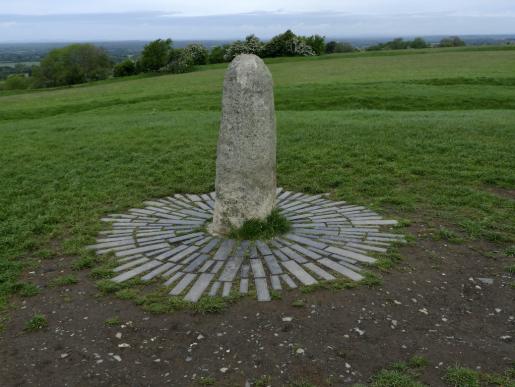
[{"x1": 1, "y1": 34, "x2": 515, "y2": 65}]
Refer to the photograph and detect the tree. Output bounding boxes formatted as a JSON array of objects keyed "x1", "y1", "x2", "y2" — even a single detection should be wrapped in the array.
[
  {"x1": 113, "y1": 59, "x2": 137, "y2": 77},
  {"x1": 325, "y1": 41, "x2": 338, "y2": 54},
  {"x1": 326, "y1": 41, "x2": 356, "y2": 53},
  {"x1": 161, "y1": 49, "x2": 195, "y2": 74},
  {"x1": 4, "y1": 74, "x2": 31, "y2": 90},
  {"x1": 209, "y1": 46, "x2": 228, "y2": 63},
  {"x1": 264, "y1": 30, "x2": 315, "y2": 57},
  {"x1": 304, "y1": 35, "x2": 325, "y2": 55},
  {"x1": 440, "y1": 36, "x2": 466, "y2": 47},
  {"x1": 138, "y1": 39, "x2": 172, "y2": 72},
  {"x1": 34, "y1": 44, "x2": 112, "y2": 87},
  {"x1": 388, "y1": 38, "x2": 409, "y2": 50},
  {"x1": 410, "y1": 37, "x2": 429, "y2": 49},
  {"x1": 224, "y1": 35, "x2": 265, "y2": 61},
  {"x1": 183, "y1": 44, "x2": 209, "y2": 65}
]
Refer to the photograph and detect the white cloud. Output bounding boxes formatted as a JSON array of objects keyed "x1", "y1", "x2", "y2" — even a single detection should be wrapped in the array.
[{"x1": 1, "y1": 0, "x2": 514, "y2": 17}]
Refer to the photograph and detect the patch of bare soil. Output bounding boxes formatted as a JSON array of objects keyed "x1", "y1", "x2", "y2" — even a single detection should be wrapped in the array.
[{"x1": 0, "y1": 224, "x2": 513, "y2": 386}]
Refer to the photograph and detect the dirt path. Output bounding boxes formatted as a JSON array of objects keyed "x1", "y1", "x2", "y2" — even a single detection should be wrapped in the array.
[{"x1": 1, "y1": 227, "x2": 513, "y2": 386}]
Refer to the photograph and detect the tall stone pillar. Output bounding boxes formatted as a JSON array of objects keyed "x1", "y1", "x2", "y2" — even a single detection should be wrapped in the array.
[{"x1": 209, "y1": 54, "x2": 276, "y2": 235}]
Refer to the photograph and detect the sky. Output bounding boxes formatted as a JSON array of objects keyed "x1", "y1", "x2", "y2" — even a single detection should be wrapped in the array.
[{"x1": 1, "y1": 0, "x2": 515, "y2": 42}]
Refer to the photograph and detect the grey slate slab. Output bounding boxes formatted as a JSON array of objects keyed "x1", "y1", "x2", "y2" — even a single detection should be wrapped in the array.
[
  {"x1": 181, "y1": 253, "x2": 200, "y2": 265},
  {"x1": 168, "y1": 232, "x2": 204, "y2": 243},
  {"x1": 199, "y1": 260, "x2": 214, "y2": 273},
  {"x1": 254, "y1": 278, "x2": 271, "y2": 301},
  {"x1": 218, "y1": 255, "x2": 244, "y2": 282},
  {"x1": 241, "y1": 264, "x2": 250, "y2": 278},
  {"x1": 222, "y1": 282, "x2": 232, "y2": 297},
  {"x1": 164, "y1": 271, "x2": 184, "y2": 286},
  {"x1": 87, "y1": 238, "x2": 135, "y2": 250},
  {"x1": 141, "y1": 262, "x2": 175, "y2": 281},
  {"x1": 162, "y1": 264, "x2": 181, "y2": 278},
  {"x1": 255, "y1": 240, "x2": 273, "y2": 256},
  {"x1": 112, "y1": 260, "x2": 161, "y2": 283},
  {"x1": 96, "y1": 244, "x2": 137, "y2": 255},
  {"x1": 178, "y1": 209, "x2": 211, "y2": 219},
  {"x1": 284, "y1": 233, "x2": 328, "y2": 249},
  {"x1": 239, "y1": 278, "x2": 249, "y2": 294},
  {"x1": 318, "y1": 258, "x2": 363, "y2": 281},
  {"x1": 250, "y1": 259, "x2": 266, "y2": 278},
  {"x1": 325, "y1": 246, "x2": 376, "y2": 263},
  {"x1": 263, "y1": 255, "x2": 283, "y2": 275},
  {"x1": 280, "y1": 274, "x2": 297, "y2": 288},
  {"x1": 287, "y1": 243, "x2": 322, "y2": 260},
  {"x1": 210, "y1": 261, "x2": 224, "y2": 274},
  {"x1": 200, "y1": 238, "x2": 220, "y2": 254},
  {"x1": 281, "y1": 261, "x2": 317, "y2": 285},
  {"x1": 271, "y1": 275, "x2": 282, "y2": 290},
  {"x1": 213, "y1": 239, "x2": 235, "y2": 261},
  {"x1": 303, "y1": 262, "x2": 335, "y2": 280},
  {"x1": 113, "y1": 257, "x2": 148, "y2": 272},
  {"x1": 209, "y1": 281, "x2": 221, "y2": 296},
  {"x1": 184, "y1": 273, "x2": 215, "y2": 302},
  {"x1": 169, "y1": 245, "x2": 200, "y2": 263},
  {"x1": 155, "y1": 244, "x2": 189, "y2": 260},
  {"x1": 184, "y1": 254, "x2": 209, "y2": 272},
  {"x1": 115, "y1": 243, "x2": 169, "y2": 258},
  {"x1": 169, "y1": 273, "x2": 197, "y2": 295},
  {"x1": 352, "y1": 219, "x2": 397, "y2": 226},
  {"x1": 272, "y1": 249, "x2": 289, "y2": 262},
  {"x1": 280, "y1": 247, "x2": 308, "y2": 264}
]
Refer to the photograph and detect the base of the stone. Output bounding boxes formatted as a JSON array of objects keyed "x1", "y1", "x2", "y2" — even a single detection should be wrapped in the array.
[{"x1": 88, "y1": 188, "x2": 405, "y2": 303}]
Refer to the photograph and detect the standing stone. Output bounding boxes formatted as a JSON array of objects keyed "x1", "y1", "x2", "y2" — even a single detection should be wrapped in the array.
[{"x1": 209, "y1": 54, "x2": 276, "y2": 235}]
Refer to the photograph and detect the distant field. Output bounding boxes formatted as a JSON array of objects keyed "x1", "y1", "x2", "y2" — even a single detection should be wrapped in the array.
[
  {"x1": 0, "y1": 47, "x2": 514, "y2": 316},
  {"x1": 0, "y1": 61, "x2": 39, "y2": 68}
]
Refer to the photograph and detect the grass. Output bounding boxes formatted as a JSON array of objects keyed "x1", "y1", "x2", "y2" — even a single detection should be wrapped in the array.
[
  {"x1": 104, "y1": 316, "x2": 121, "y2": 326},
  {"x1": 24, "y1": 313, "x2": 48, "y2": 332},
  {"x1": 228, "y1": 209, "x2": 291, "y2": 240},
  {"x1": 444, "y1": 366, "x2": 480, "y2": 387},
  {"x1": 0, "y1": 46, "x2": 514, "y2": 320},
  {"x1": 49, "y1": 274, "x2": 78, "y2": 287}
]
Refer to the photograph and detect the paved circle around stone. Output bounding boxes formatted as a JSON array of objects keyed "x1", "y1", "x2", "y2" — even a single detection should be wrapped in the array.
[{"x1": 88, "y1": 188, "x2": 405, "y2": 302}]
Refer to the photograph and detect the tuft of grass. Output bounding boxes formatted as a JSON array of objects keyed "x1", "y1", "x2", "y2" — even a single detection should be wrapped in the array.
[
  {"x1": 14, "y1": 282, "x2": 40, "y2": 297},
  {"x1": 72, "y1": 256, "x2": 98, "y2": 270},
  {"x1": 505, "y1": 246, "x2": 515, "y2": 257},
  {"x1": 408, "y1": 355, "x2": 429, "y2": 368},
  {"x1": 444, "y1": 366, "x2": 480, "y2": 387},
  {"x1": 292, "y1": 299, "x2": 305, "y2": 307},
  {"x1": 360, "y1": 272, "x2": 383, "y2": 287},
  {"x1": 371, "y1": 369, "x2": 425, "y2": 387},
  {"x1": 115, "y1": 288, "x2": 139, "y2": 300},
  {"x1": 228, "y1": 209, "x2": 290, "y2": 241},
  {"x1": 254, "y1": 375, "x2": 272, "y2": 387},
  {"x1": 104, "y1": 316, "x2": 121, "y2": 326},
  {"x1": 24, "y1": 314, "x2": 48, "y2": 332},
  {"x1": 433, "y1": 227, "x2": 463, "y2": 243},
  {"x1": 301, "y1": 278, "x2": 358, "y2": 294},
  {"x1": 49, "y1": 274, "x2": 78, "y2": 287},
  {"x1": 197, "y1": 376, "x2": 216, "y2": 385},
  {"x1": 505, "y1": 264, "x2": 515, "y2": 274}
]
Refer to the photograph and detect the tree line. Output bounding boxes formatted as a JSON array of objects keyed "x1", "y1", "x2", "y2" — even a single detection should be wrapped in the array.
[{"x1": 0, "y1": 32, "x2": 467, "y2": 91}]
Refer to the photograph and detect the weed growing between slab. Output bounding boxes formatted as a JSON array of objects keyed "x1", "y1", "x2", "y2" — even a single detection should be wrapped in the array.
[{"x1": 228, "y1": 209, "x2": 291, "y2": 240}]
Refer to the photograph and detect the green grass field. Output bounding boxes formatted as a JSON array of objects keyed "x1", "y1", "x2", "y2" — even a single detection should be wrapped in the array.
[{"x1": 0, "y1": 47, "x2": 514, "y2": 321}]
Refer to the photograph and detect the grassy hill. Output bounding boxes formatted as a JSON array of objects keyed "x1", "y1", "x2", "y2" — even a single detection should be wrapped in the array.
[{"x1": 0, "y1": 47, "x2": 514, "y2": 323}]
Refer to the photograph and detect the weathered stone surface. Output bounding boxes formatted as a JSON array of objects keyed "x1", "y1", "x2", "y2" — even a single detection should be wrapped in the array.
[{"x1": 210, "y1": 54, "x2": 276, "y2": 235}]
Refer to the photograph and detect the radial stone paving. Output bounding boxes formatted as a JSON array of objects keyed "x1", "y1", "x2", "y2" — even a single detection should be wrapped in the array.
[{"x1": 88, "y1": 188, "x2": 405, "y2": 302}]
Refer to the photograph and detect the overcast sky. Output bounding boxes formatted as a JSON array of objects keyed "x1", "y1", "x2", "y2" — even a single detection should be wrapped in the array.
[{"x1": 1, "y1": 0, "x2": 515, "y2": 42}]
